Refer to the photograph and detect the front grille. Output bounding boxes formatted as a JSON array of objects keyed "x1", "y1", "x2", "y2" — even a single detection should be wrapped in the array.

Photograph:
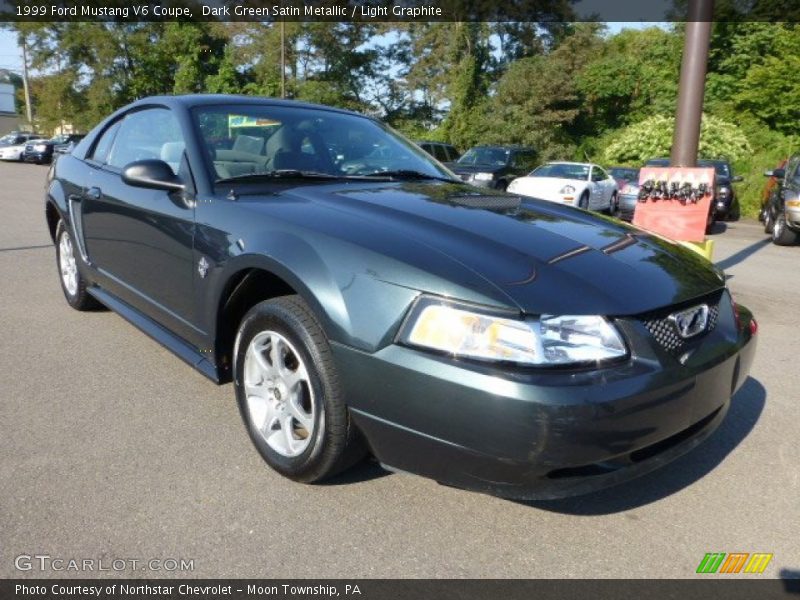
[
  {"x1": 25, "y1": 145, "x2": 33, "y2": 152},
  {"x1": 639, "y1": 291, "x2": 722, "y2": 357}
]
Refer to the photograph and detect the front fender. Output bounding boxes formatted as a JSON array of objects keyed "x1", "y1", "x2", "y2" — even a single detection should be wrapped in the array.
[{"x1": 200, "y1": 230, "x2": 419, "y2": 352}]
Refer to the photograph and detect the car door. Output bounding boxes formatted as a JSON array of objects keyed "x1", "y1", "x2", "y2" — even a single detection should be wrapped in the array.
[
  {"x1": 781, "y1": 157, "x2": 800, "y2": 207},
  {"x1": 589, "y1": 166, "x2": 608, "y2": 209},
  {"x1": 80, "y1": 107, "x2": 198, "y2": 341}
]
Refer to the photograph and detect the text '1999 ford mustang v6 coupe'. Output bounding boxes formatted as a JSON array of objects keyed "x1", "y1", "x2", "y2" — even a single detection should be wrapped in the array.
[{"x1": 45, "y1": 95, "x2": 757, "y2": 499}]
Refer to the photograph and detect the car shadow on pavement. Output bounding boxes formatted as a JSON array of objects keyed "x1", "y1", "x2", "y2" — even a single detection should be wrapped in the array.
[
  {"x1": 715, "y1": 237, "x2": 772, "y2": 272},
  {"x1": 319, "y1": 457, "x2": 392, "y2": 486},
  {"x1": 523, "y1": 377, "x2": 766, "y2": 515}
]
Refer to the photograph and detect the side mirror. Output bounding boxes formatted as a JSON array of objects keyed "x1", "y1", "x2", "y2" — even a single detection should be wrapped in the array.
[
  {"x1": 731, "y1": 175, "x2": 743, "y2": 182},
  {"x1": 771, "y1": 168, "x2": 786, "y2": 180},
  {"x1": 122, "y1": 159, "x2": 184, "y2": 192}
]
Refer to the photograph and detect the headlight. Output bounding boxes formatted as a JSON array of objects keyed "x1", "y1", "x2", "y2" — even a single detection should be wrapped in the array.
[
  {"x1": 559, "y1": 185, "x2": 576, "y2": 194},
  {"x1": 34, "y1": 144, "x2": 47, "y2": 151},
  {"x1": 398, "y1": 297, "x2": 627, "y2": 366},
  {"x1": 474, "y1": 172, "x2": 494, "y2": 181},
  {"x1": 718, "y1": 186, "x2": 730, "y2": 197}
]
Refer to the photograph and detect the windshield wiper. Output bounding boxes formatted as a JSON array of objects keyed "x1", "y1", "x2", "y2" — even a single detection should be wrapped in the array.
[
  {"x1": 215, "y1": 170, "x2": 353, "y2": 184},
  {"x1": 358, "y1": 169, "x2": 458, "y2": 182}
]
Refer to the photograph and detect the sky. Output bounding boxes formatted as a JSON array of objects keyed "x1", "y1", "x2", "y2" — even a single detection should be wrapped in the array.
[{"x1": 0, "y1": 22, "x2": 663, "y2": 76}]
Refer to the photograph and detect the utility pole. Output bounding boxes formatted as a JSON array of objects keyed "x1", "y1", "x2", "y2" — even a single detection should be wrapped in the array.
[
  {"x1": 670, "y1": 0, "x2": 714, "y2": 167},
  {"x1": 20, "y1": 35, "x2": 33, "y2": 128},
  {"x1": 280, "y1": 19, "x2": 286, "y2": 98}
]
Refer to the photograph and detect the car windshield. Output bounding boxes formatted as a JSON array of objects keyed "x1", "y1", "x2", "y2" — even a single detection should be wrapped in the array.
[
  {"x1": 698, "y1": 160, "x2": 731, "y2": 178},
  {"x1": 192, "y1": 104, "x2": 455, "y2": 183},
  {"x1": 609, "y1": 167, "x2": 639, "y2": 181},
  {"x1": 530, "y1": 163, "x2": 590, "y2": 180},
  {"x1": 457, "y1": 147, "x2": 510, "y2": 167},
  {"x1": 0, "y1": 134, "x2": 17, "y2": 145}
]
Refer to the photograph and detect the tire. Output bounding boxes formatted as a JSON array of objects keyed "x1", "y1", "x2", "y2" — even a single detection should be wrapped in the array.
[
  {"x1": 234, "y1": 295, "x2": 365, "y2": 483},
  {"x1": 496, "y1": 180, "x2": 508, "y2": 192},
  {"x1": 705, "y1": 209, "x2": 716, "y2": 235},
  {"x1": 772, "y1": 213, "x2": 798, "y2": 246},
  {"x1": 764, "y1": 208, "x2": 775, "y2": 234},
  {"x1": 608, "y1": 192, "x2": 619, "y2": 217},
  {"x1": 578, "y1": 192, "x2": 589, "y2": 210},
  {"x1": 55, "y1": 220, "x2": 100, "y2": 311}
]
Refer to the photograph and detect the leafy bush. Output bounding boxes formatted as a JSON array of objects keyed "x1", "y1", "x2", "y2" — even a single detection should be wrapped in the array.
[{"x1": 602, "y1": 113, "x2": 751, "y2": 165}]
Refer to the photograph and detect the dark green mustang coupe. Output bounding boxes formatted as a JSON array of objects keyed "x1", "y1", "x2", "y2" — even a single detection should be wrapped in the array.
[{"x1": 45, "y1": 95, "x2": 757, "y2": 499}]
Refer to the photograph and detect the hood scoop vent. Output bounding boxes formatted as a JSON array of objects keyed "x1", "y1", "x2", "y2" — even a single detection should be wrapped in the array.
[{"x1": 447, "y1": 195, "x2": 522, "y2": 211}]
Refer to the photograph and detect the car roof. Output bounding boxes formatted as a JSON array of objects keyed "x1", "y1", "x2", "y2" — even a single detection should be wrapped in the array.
[
  {"x1": 544, "y1": 161, "x2": 596, "y2": 167},
  {"x1": 468, "y1": 145, "x2": 535, "y2": 151}
]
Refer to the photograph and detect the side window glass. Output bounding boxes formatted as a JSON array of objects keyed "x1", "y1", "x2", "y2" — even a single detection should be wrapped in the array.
[
  {"x1": 789, "y1": 158, "x2": 800, "y2": 183},
  {"x1": 433, "y1": 145, "x2": 448, "y2": 162},
  {"x1": 107, "y1": 108, "x2": 185, "y2": 174},
  {"x1": 89, "y1": 120, "x2": 122, "y2": 164}
]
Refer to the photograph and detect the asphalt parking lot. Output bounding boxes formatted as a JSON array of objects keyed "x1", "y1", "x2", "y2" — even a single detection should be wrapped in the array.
[{"x1": 1, "y1": 160, "x2": 798, "y2": 579}]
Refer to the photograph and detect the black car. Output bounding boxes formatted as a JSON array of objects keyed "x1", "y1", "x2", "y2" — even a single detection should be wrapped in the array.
[
  {"x1": 23, "y1": 133, "x2": 85, "y2": 164},
  {"x1": 417, "y1": 141, "x2": 460, "y2": 163},
  {"x1": 763, "y1": 155, "x2": 800, "y2": 245},
  {"x1": 448, "y1": 145, "x2": 537, "y2": 190},
  {"x1": 645, "y1": 158, "x2": 742, "y2": 221},
  {"x1": 46, "y1": 95, "x2": 756, "y2": 499}
]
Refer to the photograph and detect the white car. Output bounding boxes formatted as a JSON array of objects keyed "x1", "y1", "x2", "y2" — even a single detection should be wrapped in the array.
[
  {"x1": 0, "y1": 134, "x2": 45, "y2": 161},
  {"x1": 507, "y1": 161, "x2": 619, "y2": 213}
]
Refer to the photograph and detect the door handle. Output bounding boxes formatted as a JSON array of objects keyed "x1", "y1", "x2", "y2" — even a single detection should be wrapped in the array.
[{"x1": 87, "y1": 186, "x2": 101, "y2": 200}]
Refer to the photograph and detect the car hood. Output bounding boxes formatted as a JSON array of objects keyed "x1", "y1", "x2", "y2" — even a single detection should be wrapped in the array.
[{"x1": 256, "y1": 181, "x2": 724, "y2": 316}]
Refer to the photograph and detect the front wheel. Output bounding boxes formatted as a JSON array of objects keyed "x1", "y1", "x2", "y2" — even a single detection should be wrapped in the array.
[
  {"x1": 764, "y1": 208, "x2": 775, "y2": 234},
  {"x1": 234, "y1": 295, "x2": 365, "y2": 483},
  {"x1": 772, "y1": 213, "x2": 798, "y2": 246},
  {"x1": 55, "y1": 221, "x2": 100, "y2": 311},
  {"x1": 578, "y1": 192, "x2": 589, "y2": 210}
]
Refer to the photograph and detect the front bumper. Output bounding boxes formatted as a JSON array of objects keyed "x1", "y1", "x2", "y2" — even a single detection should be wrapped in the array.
[
  {"x1": 333, "y1": 298, "x2": 756, "y2": 500},
  {"x1": 23, "y1": 151, "x2": 51, "y2": 163}
]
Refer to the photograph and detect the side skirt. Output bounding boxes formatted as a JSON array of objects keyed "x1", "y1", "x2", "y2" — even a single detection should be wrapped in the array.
[{"x1": 87, "y1": 286, "x2": 221, "y2": 384}]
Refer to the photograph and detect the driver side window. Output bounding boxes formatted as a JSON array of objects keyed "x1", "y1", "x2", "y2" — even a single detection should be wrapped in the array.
[{"x1": 107, "y1": 108, "x2": 184, "y2": 174}]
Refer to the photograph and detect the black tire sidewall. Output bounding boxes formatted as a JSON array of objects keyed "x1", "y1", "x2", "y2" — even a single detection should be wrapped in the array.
[{"x1": 234, "y1": 297, "x2": 343, "y2": 481}]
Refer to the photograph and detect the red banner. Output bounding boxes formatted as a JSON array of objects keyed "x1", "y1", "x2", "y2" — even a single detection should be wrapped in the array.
[{"x1": 632, "y1": 167, "x2": 715, "y2": 242}]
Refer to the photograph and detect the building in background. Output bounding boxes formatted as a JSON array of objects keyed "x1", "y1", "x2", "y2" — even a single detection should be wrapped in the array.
[{"x1": 0, "y1": 69, "x2": 20, "y2": 134}]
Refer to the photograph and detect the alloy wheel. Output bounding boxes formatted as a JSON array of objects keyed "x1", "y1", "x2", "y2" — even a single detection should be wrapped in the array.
[
  {"x1": 243, "y1": 330, "x2": 315, "y2": 458},
  {"x1": 58, "y1": 231, "x2": 78, "y2": 297}
]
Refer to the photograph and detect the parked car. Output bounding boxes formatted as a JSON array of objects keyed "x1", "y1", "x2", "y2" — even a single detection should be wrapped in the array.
[
  {"x1": 0, "y1": 133, "x2": 45, "y2": 161},
  {"x1": 763, "y1": 155, "x2": 800, "y2": 245},
  {"x1": 644, "y1": 158, "x2": 742, "y2": 221},
  {"x1": 23, "y1": 133, "x2": 86, "y2": 164},
  {"x1": 448, "y1": 145, "x2": 537, "y2": 190},
  {"x1": 46, "y1": 95, "x2": 756, "y2": 499},
  {"x1": 507, "y1": 161, "x2": 619, "y2": 214},
  {"x1": 759, "y1": 158, "x2": 787, "y2": 225},
  {"x1": 417, "y1": 141, "x2": 460, "y2": 163},
  {"x1": 608, "y1": 167, "x2": 641, "y2": 221}
]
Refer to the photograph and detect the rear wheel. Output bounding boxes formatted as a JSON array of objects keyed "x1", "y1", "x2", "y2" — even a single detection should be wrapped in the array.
[
  {"x1": 772, "y1": 213, "x2": 798, "y2": 246},
  {"x1": 55, "y1": 221, "x2": 100, "y2": 311},
  {"x1": 234, "y1": 295, "x2": 365, "y2": 483},
  {"x1": 608, "y1": 192, "x2": 619, "y2": 217}
]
